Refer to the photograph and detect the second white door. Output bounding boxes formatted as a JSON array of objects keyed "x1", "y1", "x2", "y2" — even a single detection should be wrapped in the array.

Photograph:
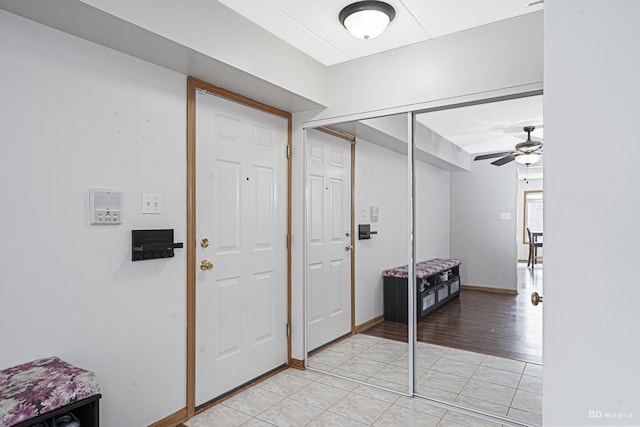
[{"x1": 306, "y1": 128, "x2": 352, "y2": 351}]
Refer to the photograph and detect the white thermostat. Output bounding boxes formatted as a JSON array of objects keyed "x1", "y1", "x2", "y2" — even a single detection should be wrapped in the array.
[{"x1": 89, "y1": 188, "x2": 123, "y2": 224}]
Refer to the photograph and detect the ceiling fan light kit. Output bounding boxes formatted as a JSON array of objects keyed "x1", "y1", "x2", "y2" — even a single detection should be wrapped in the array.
[
  {"x1": 339, "y1": 1, "x2": 396, "y2": 40},
  {"x1": 514, "y1": 152, "x2": 542, "y2": 165},
  {"x1": 474, "y1": 126, "x2": 543, "y2": 166}
]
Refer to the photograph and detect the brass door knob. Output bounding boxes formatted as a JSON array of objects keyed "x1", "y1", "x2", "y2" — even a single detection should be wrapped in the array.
[
  {"x1": 345, "y1": 244, "x2": 354, "y2": 251},
  {"x1": 531, "y1": 291, "x2": 543, "y2": 306},
  {"x1": 200, "y1": 260, "x2": 214, "y2": 271}
]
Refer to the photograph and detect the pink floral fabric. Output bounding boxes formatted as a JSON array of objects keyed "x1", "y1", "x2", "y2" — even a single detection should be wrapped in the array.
[
  {"x1": 382, "y1": 258, "x2": 461, "y2": 279},
  {"x1": 0, "y1": 357, "x2": 100, "y2": 427}
]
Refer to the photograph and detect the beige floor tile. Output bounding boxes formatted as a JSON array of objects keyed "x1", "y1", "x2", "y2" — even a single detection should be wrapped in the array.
[
  {"x1": 518, "y1": 374, "x2": 542, "y2": 394},
  {"x1": 330, "y1": 340, "x2": 371, "y2": 356},
  {"x1": 256, "y1": 397, "x2": 323, "y2": 427},
  {"x1": 439, "y1": 409, "x2": 503, "y2": 427},
  {"x1": 240, "y1": 418, "x2": 276, "y2": 427},
  {"x1": 308, "y1": 349, "x2": 352, "y2": 367},
  {"x1": 305, "y1": 411, "x2": 369, "y2": 426},
  {"x1": 471, "y1": 366, "x2": 522, "y2": 388},
  {"x1": 369, "y1": 363, "x2": 410, "y2": 386},
  {"x1": 443, "y1": 348, "x2": 486, "y2": 365},
  {"x1": 523, "y1": 363, "x2": 543, "y2": 378},
  {"x1": 393, "y1": 396, "x2": 447, "y2": 418},
  {"x1": 454, "y1": 394, "x2": 509, "y2": 416},
  {"x1": 185, "y1": 405, "x2": 251, "y2": 427},
  {"x1": 374, "y1": 404, "x2": 441, "y2": 426},
  {"x1": 288, "y1": 381, "x2": 349, "y2": 410},
  {"x1": 254, "y1": 371, "x2": 311, "y2": 397},
  {"x1": 431, "y1": 357, "x2": 479, "y2": 378},
  {"x1": 337, "y1": 355, "x2": 387, "y2": 377},
  {"x1": 480, "y1": 356, "x2": 526, "y2": 374},
  {"x1": 315, "y1": 372, "x2": 361, "y2": 391},
  {"x1": 222, "y1": 387, "x2": 284, "y2": 417},
  {"x1": 352, "y1": 383, "x2": 401, "y2": 403},
  {"x1": 507, "y1": 407, "x2": 542, "y2": 426},
  {"x1": 415, "y1": 385, "x2": 459, "y2": 401},
  {"x1": 363, "y1": 375, "x2": 409, "y2": 393},
  {"x1": 418, "y1": 368, "x2": 469, "y2": 394},
  {"x1": 459, "y1": 379, "x2": 516, "y2": 407},
  {"x1": 327, "y1": 392, "x2": 392, "y2": 424},
  {"x1": 510, "y1": 389, "x2": 542, "y2": 415},
  {"x1": 284, "y1": 367, "x2": 324, "y2": 381}
]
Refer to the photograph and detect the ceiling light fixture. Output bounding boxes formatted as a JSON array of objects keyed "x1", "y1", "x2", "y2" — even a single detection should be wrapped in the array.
[
  {"x1": 514, "y1": 152, "x2": 542, "y2": 165},
  {"x1": 339, "y1": 1, "x2": 396, "y2": 40}
]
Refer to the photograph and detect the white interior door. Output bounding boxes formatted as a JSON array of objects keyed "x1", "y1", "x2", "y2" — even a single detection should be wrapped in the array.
[
  {"x1": 306, "y1": 128, "x2": 352, "y2": 352},
  {"x1": 195, "y1": 90, "x2": 288, "y2": 406}
]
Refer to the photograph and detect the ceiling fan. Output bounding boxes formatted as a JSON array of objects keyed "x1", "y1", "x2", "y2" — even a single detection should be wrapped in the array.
[{"x1": 474, "y1": 126, "x2": 543, "y2": 166}]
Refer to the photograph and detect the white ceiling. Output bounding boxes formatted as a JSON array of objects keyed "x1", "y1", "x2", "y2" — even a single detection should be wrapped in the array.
[
  {"x1": 220, "y1": 0, "x2": 544, "y2": 157},
  {"x1": 218, "y1": 0, "x2": 543, "y2": 66},
  {"x1": 416, "y1": 95, "x2": 544, "y2": 155}
]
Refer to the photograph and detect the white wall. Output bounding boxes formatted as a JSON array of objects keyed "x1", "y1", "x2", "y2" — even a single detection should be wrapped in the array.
[
  {"x1": 450, "y1": 160, "x2": 518, "y2": 291},
  {"x1": 544, "y1": 1, "x2": 640, "y2": 424},
  {"x1": 0, "y1": 11, "x2": 186, "y2": 426},
  {"x1": 318, "y1": 11, "x2": 543, "y2": 121},
  {"x1": 354, "y1": 138, "x2": 450, "y2": 325}
]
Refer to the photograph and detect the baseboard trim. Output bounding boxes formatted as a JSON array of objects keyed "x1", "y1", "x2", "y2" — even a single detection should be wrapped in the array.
[
  {"x1": 149, "y1": 407, "x2": 188, "y2": 427},
  {"x1": 289, "y1": 358, "x2": 304, "y2": 370},
  {"x1": 461, "y1": 285, "x2": 518, "y2": 295},
  {"x1": 354, "y1": 315, "x2": 384, "y2": 333}
]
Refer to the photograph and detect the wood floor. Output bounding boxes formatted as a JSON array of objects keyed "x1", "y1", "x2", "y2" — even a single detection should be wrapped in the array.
[{"x1": 361, "y1": 273, "x2": 543, "y2": 364}]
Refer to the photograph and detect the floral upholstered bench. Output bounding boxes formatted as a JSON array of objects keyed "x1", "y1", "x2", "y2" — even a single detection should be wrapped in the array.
[
  {"x1": 0, "y1": 357, "x2": 101, "y2": 427},
  {"x1": 382, "y1": 258, "x2": 462, "y2": 323}
]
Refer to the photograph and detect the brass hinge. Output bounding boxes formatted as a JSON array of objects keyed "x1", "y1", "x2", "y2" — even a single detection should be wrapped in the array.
[
  {"x1": 286, "y1": 145, "x2": 292, "y2": 159},
  {"x1": 286, "y1": 323, "x2": 291, "y2": 338}
]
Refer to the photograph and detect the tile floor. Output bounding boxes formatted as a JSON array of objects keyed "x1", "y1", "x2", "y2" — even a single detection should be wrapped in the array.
[{"x1": 185, "y1": 335, "x2": 542, "y2": 427}]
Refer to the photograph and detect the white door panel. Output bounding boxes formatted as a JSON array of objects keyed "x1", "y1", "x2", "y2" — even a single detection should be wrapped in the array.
[
  {"x1": 306, "y1": 129, "x2": 352, "y2": 351},
  {"x1": 195, "y1": 90, "x2": 287, "y2": 406}
]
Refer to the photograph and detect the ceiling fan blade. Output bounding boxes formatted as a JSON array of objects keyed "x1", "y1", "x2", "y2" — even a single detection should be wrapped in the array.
[
  {"x1": 491, "y1": 154, "x2": 517, "y2": 166},
  {"x1": 474, "y1": 151, "x2": 514, "y2": 161}
]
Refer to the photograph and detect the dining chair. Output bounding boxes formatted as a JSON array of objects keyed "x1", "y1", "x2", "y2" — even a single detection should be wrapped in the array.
[{"x1": 527, "y1": 227, "x2": 543, "y2": 270}]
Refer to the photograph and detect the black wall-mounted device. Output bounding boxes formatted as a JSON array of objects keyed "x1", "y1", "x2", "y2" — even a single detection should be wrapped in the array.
[
  {"x1": 132, "y1": 229, "x2": 183, "y2": 261},
  {"x1": 358, "y1": 224, "x2": 378, "y2": 240}
]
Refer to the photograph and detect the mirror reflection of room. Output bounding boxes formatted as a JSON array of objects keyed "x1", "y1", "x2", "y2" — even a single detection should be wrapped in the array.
[{"x1": 304, "y1": 96, "x2": 543, "y2": 426}]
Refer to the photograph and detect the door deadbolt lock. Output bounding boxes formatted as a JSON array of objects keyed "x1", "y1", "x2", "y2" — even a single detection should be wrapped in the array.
[
  {"x1": 531, "y1": 291, "x2": 543, "y2": 306},
  {"x1": 200, "y1": 259, "x2": 214, "y2": 271},
  {"x1": 200, "y1": 238, "x2": 209, "y2": 248},
  {"x1": 345, "y1": 231, "x2": 351, "y2": 237}
]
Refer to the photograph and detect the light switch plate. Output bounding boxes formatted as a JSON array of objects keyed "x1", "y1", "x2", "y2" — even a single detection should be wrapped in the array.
[
  {"x1": 500, "y1": 212, "x2": 512, "y2": 220},
  {"x1": 142, "y1": 193, "x2": 162, "y2": 214}
]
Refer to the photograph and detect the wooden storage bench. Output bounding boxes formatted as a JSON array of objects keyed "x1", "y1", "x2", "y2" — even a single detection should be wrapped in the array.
[
  {"x1": 0, "y1": 357, "x2": 101, "y2": 427},
  {"x1": 383, "y1": 258, "x2": 462, "y2": 323}
]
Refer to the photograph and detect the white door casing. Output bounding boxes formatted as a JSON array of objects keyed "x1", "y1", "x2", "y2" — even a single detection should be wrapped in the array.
[
  {"x1": 305, "y1": 128, "x2": 352, "y2": 352},
  {"x1": 195, "y1": 90, "x2": 288, "y2": 405}
]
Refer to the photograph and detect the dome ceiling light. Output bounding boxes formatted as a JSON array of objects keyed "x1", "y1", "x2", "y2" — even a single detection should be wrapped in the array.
[{"x1": 339, "y1": 1, "x2": 396, "y2": 40}]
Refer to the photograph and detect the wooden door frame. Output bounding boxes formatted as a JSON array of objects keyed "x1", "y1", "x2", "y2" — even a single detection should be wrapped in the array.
[
  {"x1": 310, "y1": 127, "x2": 356, "y2": 333},
  {"x1": 186, "y1": 76, "x2": 292, "y2": 416}
]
